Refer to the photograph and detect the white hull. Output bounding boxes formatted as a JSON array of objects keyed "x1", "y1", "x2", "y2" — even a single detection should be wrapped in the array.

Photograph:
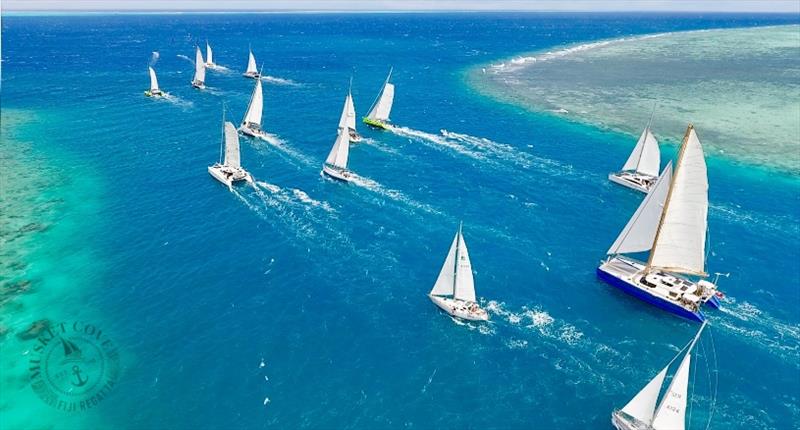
[
  {"x1": 243, "y1": 72, "x2": 261, "y2": 79},
  {"x1": 429, "y1": 295, "x2": 489, "y2": 321},
  {"x1": 341, "y1": 127, "x2": 362, "y2": 143},
  {"x1": 191, "y1": 80, "x2": 206, "y2": 90},
  {"x1": 321, "y1": 164, "x2": 353, "y2": 182},
  {"x1": 208, "y1": 164, "x2": 252, "y2": 190},
  {"x1": 239, "y1": 125, "x2": 271, "y2": 141},
  {"x1": 609, "y1": 171, "x2": 656, "y2": 193},
  {"x1": 611, "y1": 411, "x2": 651, "y2": 430}
]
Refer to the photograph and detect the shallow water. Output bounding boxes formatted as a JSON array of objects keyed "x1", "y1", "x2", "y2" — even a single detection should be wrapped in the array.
[{"x1": 1, "y1": 12, "x2": 799, "y2": 429}]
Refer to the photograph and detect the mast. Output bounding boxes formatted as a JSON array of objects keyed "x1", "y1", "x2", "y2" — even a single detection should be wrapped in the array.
[
  {"x1": 219, "y1": 106, "x2": 225, "y2": 164},
  {"x1": 452, "y1": 221, "x2": 462, "y2": 299},
  {"x1": 646, "y1": 124, "x2": 692, "y2": 272}
]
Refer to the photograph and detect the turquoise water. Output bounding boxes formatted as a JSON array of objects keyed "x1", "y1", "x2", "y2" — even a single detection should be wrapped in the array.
[{"x1": 1, "y1": 13, "x2": 799, "y2": 429}]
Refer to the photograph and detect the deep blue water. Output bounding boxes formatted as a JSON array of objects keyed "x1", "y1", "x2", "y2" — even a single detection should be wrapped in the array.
[{"x1": 2, "y1": 12, "x2": 799, "y2": 429}]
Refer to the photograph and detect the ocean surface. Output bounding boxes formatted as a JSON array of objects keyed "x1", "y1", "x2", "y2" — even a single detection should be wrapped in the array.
[{"x1": 1, "y1": 12, "x2": 799, "y2": 430}]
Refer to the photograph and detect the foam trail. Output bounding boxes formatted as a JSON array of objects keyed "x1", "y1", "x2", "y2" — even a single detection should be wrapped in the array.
[
  {"x1": 160, "y1": 94, "x2": 194, "y2": 109},
  {"x1": 349, "y1": 173, "x2": 441, "y2": 215},
  {"x1": 176, "y1": 54, "x2": 192, "y2": 64},
  {"x1": 292, "y1": 188, "x2": 335, "y2": 213},
  {"x1": 207, "y1": 64, "x2": 232, "y2": 73},
  {"x1": 247, "y1": 135, "x2": 316, "y2": 167},
  {"x1": 261, "y1": 75, "x2": 301, "y2": 86},
  {"x1": 390, "y1": 126, "x2": 484, "y2": 160},
  {"x1": 358, "y1": 137, "x2": 399, "y2": 155}
]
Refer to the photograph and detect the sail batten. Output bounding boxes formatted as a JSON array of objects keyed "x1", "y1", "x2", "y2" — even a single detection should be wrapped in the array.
[
  {"x1": 193, "y1": 46, "x2": 206, "y2": 83},
  {"x1": 148, "y1": 67, "x2": 159, "y2": 91},
  {"x1": 608, "y1": 162, "x2": 673, "y2": 255},
  {"x1": 648, "y1": 126, "x2": 709, "y2": 276},
  {"x1": 243, "y1": 79, "x2": 263, "y2": 127},
  {"x1": 223, "y1": 122, "x2": 241, "y2": 168}
]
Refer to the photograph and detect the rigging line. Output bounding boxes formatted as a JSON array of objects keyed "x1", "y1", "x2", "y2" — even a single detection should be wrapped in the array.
[
  {"x1": 704, "y1": 328, "x2": 719, "y2": 430},
  {"x1": 688, "y1": 334, "x2": 700, "y2": 426}
]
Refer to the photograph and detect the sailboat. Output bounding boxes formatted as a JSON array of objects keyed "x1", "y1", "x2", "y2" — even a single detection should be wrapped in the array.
[
  {"x1": 362, "y1": 67, "x2": 395, "y2": 130},
  {"x1": 609, "y1": 113, "x2": 661, "y2": 193},
  {"x1": 191, "y1": 46, "x2": 206, "y2": 89},
  {"x1": 597, "y1": 125, "x2": 722, "y2": 322},
  {"x1": 612, "y1": 321, "x2": 710, "y2": 430},
  {"x1": 205, "y1": 41, "x2": 218, "y2": 69},
  {"x1": 321, "y1": 127, "x2": 353, "y2": 182},
  {"x1": 238, "y1": 75, "x2": 270, "y2": 140},
  {"x1": 242, "y1": 49, "x2": 260, "y2": 79},
  {"x1": 144, "y1": 66, "x2": 165, "y2": 97},
  {"x1": 339, "y1": 82, "x2": 362, "y2": 142},
  {"x1": 429, "y1": 223, "x2": 489, "y2": 321},
  {"x1": 209, "y1": 116, "x2": 252, "y2": 190}
]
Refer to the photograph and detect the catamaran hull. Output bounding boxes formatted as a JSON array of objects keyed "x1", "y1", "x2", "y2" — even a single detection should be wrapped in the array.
[
  {"x1": 208, "y1": 165, "x2": 251, "y2": 190},
  {"x1": 608, "y1": 172, "x2": 656, "y2": 193},
  {"x1": 429, "y1": 295, "x2": 489, "y2": 321},
  {"x1": 321, "y1": 165, "x2": 353, "y2": 182},
  {"x1": 596, "y1": 263, "x2": 705, "y2": 323},
  {"x1": 362, "y1": 117, "x2": 392, "y2": 130}
]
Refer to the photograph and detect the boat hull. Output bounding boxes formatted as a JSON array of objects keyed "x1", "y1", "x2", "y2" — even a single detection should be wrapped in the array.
[
  {"x1": 321, "y1": 164, "x2": 353, "y2": 182},
  {"x1": 345, "y1": 128, "x2": 363, "y2": 143},
  {"x1": 208, "y1": 164, "x2": 251, "y2": 190},
  {"x1": 238, "y1": 125, "x2": 271, "y2": 141},
  {"x1": 611, "y1": 410, "x2": 650, "y2": 430},
  {"x1": 144, "y1": 90, "x2": 165, "y2": 97},
  {"x1": 362, "y1": 117, "x2": 391, "y2": 130},
  {"x1": 608, "y1": 171, "x2": 656, "y2": 193},
  {"x1": 191, "y1": 80, "x2": 205, "y2": 90},
  {"x1": 429, "y1": 295, "x2": 489, "y2": 321},
  {"x1": 243, "y1": 72, "x2": 261, "y2": 79},
  {"x1": 597, "y1": 258, "x2": 706, "y2": 323}
]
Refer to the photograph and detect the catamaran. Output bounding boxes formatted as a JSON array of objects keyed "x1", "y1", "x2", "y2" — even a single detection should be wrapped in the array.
[
  {"x1": 429, "y1": 223, "x2": 489, "y2": 321},
  {"x1": 238, "y1": 77, "x2": 270, "y2": 140},
  {"x1": 609, "y1": 114, "x2": 661, "y2": 193},
  {"x1": 191, "y1": 46, "x2": 206, "y2": 89},
  {"x1": 612, "y1": 321, "x2": 711, "y2": 430},
  {"x1": 363, "y1": 68, "x2": 395, "y2": 130},
  {"x1": 597, "y1": 125, "x2": 722, "y2": 322},
  {"x1": 209, "y1": 119, "x2": 252, "y2": 190},
  {"x1": 242, "y1": 49, "x2": 260, "y2": 79},
  {"x1": 321, "y1": 127, "x2": 353, "y2": 182},
  {"x1": 205, "y1": 41, "x2": 218, "y2": 69},
  {"x1": 144, "y1": 66, "x2": 165, "y2": 97},
  {"x1": 339, "y1": 83, "x2": 362, "y2": 142}
]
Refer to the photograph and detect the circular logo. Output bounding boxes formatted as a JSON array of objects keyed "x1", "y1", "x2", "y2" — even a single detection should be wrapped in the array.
[{"x1": 28, "y1": 321, "x2": 120, "y2": 412}]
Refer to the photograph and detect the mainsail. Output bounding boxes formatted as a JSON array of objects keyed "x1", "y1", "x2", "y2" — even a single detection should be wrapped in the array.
[
  {"x1": 223, "y1": 122, "x2": 241, "y2": 168},
  {"x1": 622, "y1": 127, "x2": 660, "y2": 177},
  {"x1": 325, "y1": 129, "x2": 350, "y2": 169},
  {"x1": 608, "y1": 162, "x2": 673, "y2": 255},
  {"x1": 429, "y1": 226, "x2": 476, "y2": 302},
  {"x1": 648, "y1": 125, "x2": 709, "y2": 276},
  {"x1": 148, "y1": 67, "x2": 160, "y2": 92},
  {"x1": 367, "y1": 69, "x2": 394, "y2": 121},
  {"x1": 338, "y1": 92, "x2": 357, "y2": 131},
  {"x1": 194, "y1": 46, "x2": 206, "y2": 84},
  {"x1": 242, "y1": 79, "x2": 263, "y2": 127},
  {"x1": 206, "y1": 42, "x2": 213, "y2": 65},
  {"x1": 246, "y1": 50, "x2": 257, "y2": 74}
]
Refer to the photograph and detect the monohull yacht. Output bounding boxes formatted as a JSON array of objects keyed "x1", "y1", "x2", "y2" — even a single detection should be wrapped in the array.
[
  {"x1": 238, "y1": 76, "x2": 270, "y2": 140},
  {"x1": 242, "y1": 49, "x2": 260, "y2": 79},
  {"x1": 362, "y1": 68, "x2": 395, "y2": 130},
  {"x1": 428, "y1": 223, "x2": 489, "y2": 321},
  {"x1": 205, "y1": 41, "x2": 219, "y2": 69},
  {"x1": 609, "y1": 115, "x2": 661, "y2": 193},
  {"x1": 209, "y1": 118, "x2": 253, "y2": 190},
  {"x1": 597, "y1": 125, "x2": 723, "y2": 322},
  {"x1": 321, "y1": 126, "x2": 353, "y2": 182},
  {"x1": 339, "y1": 83, "x2": 362, "y2": 142},
  {"x1": 191, "y1": 46, "x2": 206, "y2": 89},
  {"x1": 612, "y1": 321, "x2": 712, "y2": 430},
  {"x1": 144, "y1": 66, "x2": 165, "y2": 97}
]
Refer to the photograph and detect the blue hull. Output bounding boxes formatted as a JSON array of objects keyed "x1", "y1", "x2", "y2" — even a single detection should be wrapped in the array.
[
  {"x1": 597, "y1": 266, "x2": 705, "y2": 323},
  {"x1": 706, "y1": 294, "x2": 721, "y2": 309}
]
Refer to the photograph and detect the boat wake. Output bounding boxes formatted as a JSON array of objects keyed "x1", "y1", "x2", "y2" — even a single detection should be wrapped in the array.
[
  {"x1": 254, "y1": 181, "x2": 334, "y2": 213},
  {"x1": 390, "y1": 126, "x2": 485, "y2": 160},
  {"x1": 484, "y1": 300, "x2": 586, "y2": 346},
  {"x1": 715, "y1": 297, "x2": 800, "y2": 365},
  {"x1": 160, "y1": 94, "x2": 194, "y2": 109},
  {"x1": 260, "y1": 75, "x2": 301, "y2": 86},
  {"x1": 176, "y1": 54, "x2": 193, "y2": 64},
  {"x1": 358, "y1": 137, "x2": 399, "y2": 155},
  {"x1": 247, "y1": 134, "x2": 316, "y2": 167},
  {"x1": 349, "y1": 173, "x2": 441, "y2": 215},
  {"x1": 206, "y1": 64, "x2": 232, "y2": 73}
]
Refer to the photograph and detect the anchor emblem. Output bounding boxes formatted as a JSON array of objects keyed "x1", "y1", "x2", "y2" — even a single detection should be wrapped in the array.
[{"x1": 71, "y1": 365, "x2": 88, "y2": 387}]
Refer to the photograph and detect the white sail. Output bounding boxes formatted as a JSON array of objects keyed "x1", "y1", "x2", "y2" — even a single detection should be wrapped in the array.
[
  {"x1": 338, "y1": 93, "x2": 357, "y2": 131},
  {"x1": 430, "y1": 232, "x2": 458, "y2": 297},
  {"x1": 246, "y1": 51, "x2": 257, "y2": 74},
  {"x1": 368, "y1": 83, "x2": 394, "y2": 121},
  {"x1": 622, "y1": 127, "x2": 660, "y2": 177},
  {"x1": 325, "y1": 129, "x2": 350, "y2": 168},
  {"x1": 651, "y1": 352, "x2": 692, "y2": 430},
  {"x1": 148, "y1": 67, "x2": 159, "y2": 91},
  {"x1": 621, "y1": 365, "x2": 669, "y2": 425},
  {"x1": 648, "y1": 126, "x2": 709, "y2": 276},
  {"x1": 206, "y1": 42, "x2": 213, "y2": 64},
  {"x1": 223, "y1": 122, "x2": 241, "y2": 168},
  {"x1": 243, "y1": 79, "x2": 263, "y2": 126},
  {"x1": 453, "y1": 231, "x2": 476, "y2": 302},
  {"x1": 194, "y1": 46, "x2": 206, "y2": 83},
  {"x1": 608, "y1": 162, "x2": 673, "y2": 255}
]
